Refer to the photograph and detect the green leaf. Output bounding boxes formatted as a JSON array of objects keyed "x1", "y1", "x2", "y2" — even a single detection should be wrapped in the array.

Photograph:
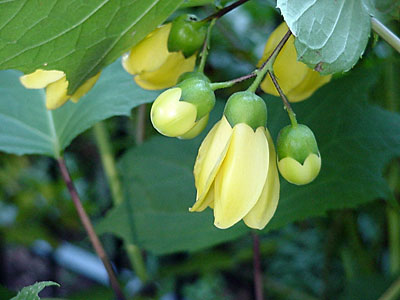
[
  {"x1": 98, "y1": 65, "x2": 400, "y2": 254},
  {"x1": 97, "y1": 135, "x2": 248, "y2": 255},
  {"x1": 180, "y1": 0, "x2": 214, "y2": 7},
  {"x1": 0, "y1": 0, "x2": 183, "y2": 93},
  {"x1": 277, "y1": 0, "x2": 372, "y2": 74},
  {"x1": 0, "y1": 60, "x2": 158, "y2": 158},
  {"x1": 10, "y1": 281, "x2": 59, "y2": 300}
]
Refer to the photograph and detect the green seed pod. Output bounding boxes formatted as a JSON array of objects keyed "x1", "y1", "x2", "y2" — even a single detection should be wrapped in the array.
[
  {"x1": 276, "y1": 124, "x2": 321, "y2": 185},
  {"x1": 224, "y1": 91, "x2": 267, "y2": 130},
  {"x1": 167, "y1": 14, "x2": 207, "y2": 58}
]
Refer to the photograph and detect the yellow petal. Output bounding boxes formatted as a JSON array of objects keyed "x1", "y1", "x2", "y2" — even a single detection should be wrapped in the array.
[
  {"x1": 244, "y1": 129, "x2": 280, "y2": 229},
  {"x1": 20, "y1": 69, "x2": 65, "y2": 89},
  {"x1": 286, "y1": 71, "x2": 332, "y2": 102},
  {"x1": 214, "y1": 124, "x2": 269, "y2": 229},
  {"x1": 278, "y1": 153, "x2": 321, "y2": 185},
  {"x1": 45, "y1": 76, "x2": 69, "y2": 110},
  {"x1": 178, "y1": 114, "x2": 209, "y2": 140},
  {"x1": 134, "y1": 52, "x2": 196, "y2": 90},
  {"x1": 150, "y1": 87, "x2": 198, "y2": 137},
  {"x1": 190, "y1": 183, "x2": 215, "y2": 212},
  {"x1": 259, "y1": 22, "x2": 331, "y2": 102},
  {"x1": 70, "y1": 71, "x2": 101, "y2": 102},
  {"x1": 122, "y1": 24, "x2": 171, "y2": 75},
  {"x1": 191, "y1": 116, "x2": 232, "y2": 211}
]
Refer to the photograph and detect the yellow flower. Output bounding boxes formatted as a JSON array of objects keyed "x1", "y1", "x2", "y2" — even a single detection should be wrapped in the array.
[
  {"x1": 20, "y1": 69, "x2": 101, "y2": 110},
  {"x1": 122, "y1": 24, "x2": 196, "y2": 90},
  {"x1": 150, "y1": 87, "x2": 209, "y2": 138},
  {"x1": 190, "y1": 92, "x2": 280, "y2": 229},
  {"x1": 259, "y1": 22, "x2": 331, "y2": 102},
  {"x1": 150, "y1": 73, "x2": 215, "y2": 139}
]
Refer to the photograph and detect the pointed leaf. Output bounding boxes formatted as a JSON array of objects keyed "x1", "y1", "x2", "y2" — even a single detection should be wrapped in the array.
[
  {"x1": 11, "y1": 281, "x2": 59, "y2": 300},
  {"x1": 0, "y1": 0, "x2": 183, "y2": 93}
]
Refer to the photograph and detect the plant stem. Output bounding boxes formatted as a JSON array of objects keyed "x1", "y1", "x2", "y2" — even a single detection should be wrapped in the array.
[
  {"x1": 198, "y1": 18, "x2": 216, "y2": 73},
  {"x1": 93, "y1": 122, "x2": 148, "y2": 282},
  {"x1": 252, "y1": 233, "x2": 264, "y2": 300},
  {"x1": 387, "y1": 164, "x2": 400, "y2": 275},
  {"x1": 210, "y1": 73, "x2": 256, "y2": 90},
  {"x1": 378, "y1": 277, "x2": 400, "y2": 300},
  {"x1": 202, "y1": 0, "x2": 250, "y2": 22},
  {"x1": 57, "y1": 157, "x2": 126, "y2": 300},
  {"x1": 93, "y1": 122, "x2": 124, "y2": 206},
  {"x1": 371, "y1": 17, "x2": 400, "y2": 54},
  {"x1": 136, "y1": 104, "x2": 147, "y2": 145},
  {"x1": 268, "y1": 71, "x2": 297, "y2": 127},
  {"x1": 247, "y1": 29, "x2": 292, "y2": 93}
]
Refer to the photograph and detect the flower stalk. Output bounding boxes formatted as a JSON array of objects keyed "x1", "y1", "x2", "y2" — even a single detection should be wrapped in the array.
[
  {"x1": 93, "y1": 122, "x2": 148, "y2": 282},
  {"x1": 253, "y1": 233, "x2": 265, "y2": 300},
  {"x1": 57, "y1": 157, "x2": 126, "y2": 300},
  {"x1": 371, "y1": 17, "x2": 400, "y2": 54},
  {"x1": 268, "y1": 71, "x2": 297, "y2": 127},
  {"x1": 198, "y1": 18, "x2": 216, "y2": 73},
  {"x1": 202, "y1": 0, "x2": 251, "y2": 22}
]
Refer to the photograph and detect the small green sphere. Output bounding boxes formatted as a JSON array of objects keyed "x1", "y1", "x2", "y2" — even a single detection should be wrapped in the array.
[
  {"x1": 168, "y1": 14, "x2": 207, "y2": 58},
  {"x1": 277, "y1": 124, "x2": 319, "y2": 164},
  {"x1": 224, "y1": 91, "x2": 267, "y2": 130},
  {"x1": 177, "y1": 75, "x2": 215, "y2": 120}
]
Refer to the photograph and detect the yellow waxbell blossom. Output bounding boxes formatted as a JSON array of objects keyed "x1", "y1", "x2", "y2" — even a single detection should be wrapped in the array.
[
  {"x1": 150, "y1": 87, "x2": 209, "y2": 138},
  {"x1": 259, "y1": 22, "x2": 331, "y2": 102},
  {"x1": 150, "y1": 73, "x2": 215, "y2": 139},
  {"x1": 190, "y1": 116, "x2": 280, "y2": 230},
  {"x1": 122, "y1": 24, "x2": 196, "y2": 90},
  {"x1": 20, "y1": 69, "x2": 101, "y2": 110}
]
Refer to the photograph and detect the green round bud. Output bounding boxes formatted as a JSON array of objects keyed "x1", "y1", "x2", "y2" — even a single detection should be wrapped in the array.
[
  {"x1": 177, "y1": 75, "x2": 215, "y2": 120},
  {"x1": 277, "y1": 124, "x2": 321, "y2": 185},
  {"x1": 177, "y1": 71, "x2": 210, "y2": 84},
  {"x1": 223, "y1": 91, "x2": 267, "y2": 130},
  {"x1": 277, "y1": 124, "x2": 319, "y2": 164},
  {"x1": 168, "y1": 14, "x2": 207, "y2": 58}
]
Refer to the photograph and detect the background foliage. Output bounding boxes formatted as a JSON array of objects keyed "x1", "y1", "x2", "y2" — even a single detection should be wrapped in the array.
[{"x1": 0, "y1": 0, "x2": 399, "y2": 299}]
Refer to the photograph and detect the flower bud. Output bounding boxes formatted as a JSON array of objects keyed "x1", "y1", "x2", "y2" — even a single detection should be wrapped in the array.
[
  {"x1": 224, "y1": 91, "x2": 267, "y2": 131},
  {"x1": 150, "y1": 73, "x2": 215, "y2": 139},
  {"x1": 276, "y1": 124, "x2": 321, "y2": 185},
  {"x1": 168, "y1": 14, "x2": 207, "y2": 58}
]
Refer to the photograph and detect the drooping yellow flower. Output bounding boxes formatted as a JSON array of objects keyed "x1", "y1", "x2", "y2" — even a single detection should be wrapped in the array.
[
  {"x1": 122, "y1": 24, "x2": 196, "y2": 90},
  {"x1": 190, "y1": 91, "x2": 280, "y2": 229},
  {"x1": 150, "y1": 72, "x2": 215, "y2": 139},
  {"x1": 20, "y1": 69, "x2": 101, "y2": 110},
  {"x1": 150, "y1": 87, "x2": 209, "y2": 138},
  {"x1": 259, "y1": 22, "x2": 331, "y2": 102}
]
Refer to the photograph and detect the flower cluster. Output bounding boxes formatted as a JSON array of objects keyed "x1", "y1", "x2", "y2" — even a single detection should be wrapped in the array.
[
  {"x1": 136, "y1": 20, "x2": 327, "y2": 230},
  {"x1": 18, "y1": 15, "x2": 329, "y2": 230}
]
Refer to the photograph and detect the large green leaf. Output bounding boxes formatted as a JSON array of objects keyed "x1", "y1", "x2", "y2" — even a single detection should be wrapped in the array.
[
  {"x1": 97, "y1": 133, "x2": 249, "y2": 255},
  {"x1": 10, "y1": 281, "x2": 59, "y2": 300},
  {"x1": 277, "y1": 0, "x2": 373, "y2": 74},
  {"x1": 98, "y1": 65, "x2": 400, "y2": 254},
  {"x1": 0, "y1": 0, "x2": 183, "y2": 93},
  {"x1": 0, "y1": 60, "x2": 158, "y2": 158}
]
